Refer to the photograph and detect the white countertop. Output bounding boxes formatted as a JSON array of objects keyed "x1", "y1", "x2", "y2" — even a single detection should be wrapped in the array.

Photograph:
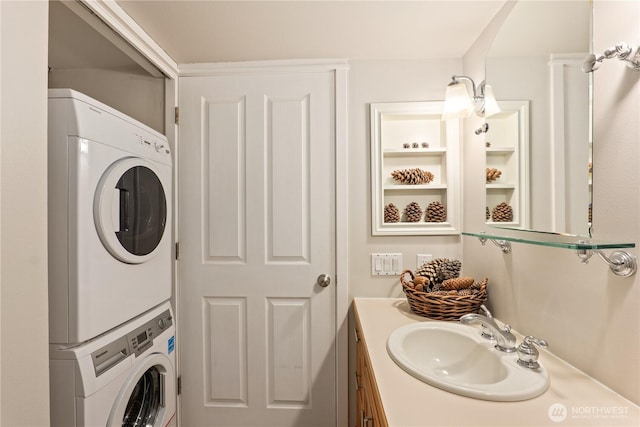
[{"x1": 354, "y1": 298, "x2": 640, "y2": 427}]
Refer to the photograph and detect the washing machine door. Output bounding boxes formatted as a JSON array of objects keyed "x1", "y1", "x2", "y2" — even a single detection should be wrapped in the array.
[
  {"x1": 108, "y1": 353, "x2": 176, "y2": 427},
  {"x1": 94, "y1": 157, "x2": 167, "y2": 264}
]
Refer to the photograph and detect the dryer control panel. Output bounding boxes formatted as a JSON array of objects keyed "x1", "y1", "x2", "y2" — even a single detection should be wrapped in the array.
[{"x1": 127, "y1": 309, "x2": 173, "y2": 357}]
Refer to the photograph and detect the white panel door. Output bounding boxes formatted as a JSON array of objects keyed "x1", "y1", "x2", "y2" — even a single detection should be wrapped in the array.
[{"x1": 179, "y1": 70, "x2": 336, "y2": 427}]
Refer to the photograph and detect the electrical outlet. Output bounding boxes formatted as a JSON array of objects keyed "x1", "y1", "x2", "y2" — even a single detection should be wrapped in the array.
[{"x1": 416, "y1": 254, "x2": 432, "y2": 268}]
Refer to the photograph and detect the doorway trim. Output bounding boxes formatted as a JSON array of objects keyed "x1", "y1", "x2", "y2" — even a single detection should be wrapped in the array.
[{"x1": 76, "y1": 0, "x2": 178, "y2": 78}]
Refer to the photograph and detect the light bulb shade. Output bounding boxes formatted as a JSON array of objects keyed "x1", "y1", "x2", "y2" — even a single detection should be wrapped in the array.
[
  {"x1": 442, "y1": 83, "x2": 474, "y2": 120},
  {"x1": 482, "y1": 85, "x2": 501, "y2": 117}
]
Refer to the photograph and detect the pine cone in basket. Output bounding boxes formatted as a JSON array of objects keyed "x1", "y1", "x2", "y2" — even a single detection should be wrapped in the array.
[
  {"x1": 391, "y1": 168, "x2": 434, "y2": 185},
  {"x1": 492, "y1": 202, "x2": 513, "y2": 222},
  {"x1": 415, "y1": 262, "x2": 439, "y2": 289},
  {"x1": 434, "y1": 258, "x2": 462, "y2": 282},
  {"x1": 442, "y1": 276, "x2": 475, "y2": 290},
  {"x1": 404, "y1": 201, "x2": 423, "y2": 222},
  {"x1": 413, "y1": 276, "x2": 428, "y2": 287},
  {"x1": 384, "y1": 203, "x2": 400, "y2": 223},
  {"x1": 425, "y1": 201, "x2": 446, "y2": 222},
  {"x1": 415, "y1": 258, "x2": 462, "y2": 291}
]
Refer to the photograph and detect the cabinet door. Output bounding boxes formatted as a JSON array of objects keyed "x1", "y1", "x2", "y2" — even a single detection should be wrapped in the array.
[
  {"x1": 355, "y1": 328, "x2": 365, "y2": 427},
  {"x1": 371, "y1": 102, "x2": 461, "y2": 236},
  {"x1": 362, "y1": 359, "x2": 388, "y2": 427},
  {"x1": 355, "y1": 326, "x2": 388, "y2": 427}
]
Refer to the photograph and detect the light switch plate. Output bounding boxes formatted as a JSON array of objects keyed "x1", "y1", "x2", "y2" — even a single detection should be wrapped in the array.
[
  {"x1": 371, "y1": 253, "x2": 403, "y2": 276},
  {"x1": 416, "y1": 254, "x2": 433, "y2": 269}
]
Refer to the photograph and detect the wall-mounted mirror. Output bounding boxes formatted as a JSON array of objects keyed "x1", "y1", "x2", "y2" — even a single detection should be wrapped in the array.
[{"x1": 485, "y1": 0, "x2": 592, "y2": 237}]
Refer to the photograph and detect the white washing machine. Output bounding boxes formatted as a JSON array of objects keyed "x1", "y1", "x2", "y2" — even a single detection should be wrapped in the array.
[
  {"x1": 50, "y1": 301, "x2": 177, "y2": 427},
  {"x1": 48, "y1": 89, "x2": 173, "y2": 344}
]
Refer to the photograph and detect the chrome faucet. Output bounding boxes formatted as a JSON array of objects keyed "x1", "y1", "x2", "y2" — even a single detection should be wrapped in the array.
[{"x1": 460, "y1": 306, "x2": 517, "y2": 353}]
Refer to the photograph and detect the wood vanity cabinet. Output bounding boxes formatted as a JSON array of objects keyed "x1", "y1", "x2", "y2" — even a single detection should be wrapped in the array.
[{"x1": 355, "y1": 327, "x2": 388, "y2": 427}]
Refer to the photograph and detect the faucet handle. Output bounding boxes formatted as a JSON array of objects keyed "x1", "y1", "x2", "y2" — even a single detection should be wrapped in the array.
[{"x1": 517, "y1": 336, "x2": 549, "y2": 369}]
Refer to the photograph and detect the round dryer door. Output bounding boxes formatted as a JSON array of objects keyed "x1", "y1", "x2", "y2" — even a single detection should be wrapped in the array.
[
  {"x1": 94, "y1": 158, "x2": 167, "y2": 264},
  {"x1": 108, "y1": 354, "x2": 176, "y2": 427}
]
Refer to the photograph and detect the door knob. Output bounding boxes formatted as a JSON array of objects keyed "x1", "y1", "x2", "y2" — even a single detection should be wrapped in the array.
[{"x1": 316, "y1": 274, "x2": 331, "y2": 288}]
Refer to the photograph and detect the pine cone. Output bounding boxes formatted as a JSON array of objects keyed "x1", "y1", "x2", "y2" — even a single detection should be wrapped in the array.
[
  {"x1": 442, "y1": 276, "x2": 474, "y2": 290},
  {"x1": 391, "y1": 168, "x2": 434, "y2": 185},
  {"x1": 425, "y1": 201, "x2": 446, "y2": 222},
  {"x1": 415, "y1": 258, "x2": 462, "y2": 291},
  {"x1": 415, "y1": 262, "x2": 439, "y2": 289},
  {"x1": 492, "y1": 202, "x2": 513, "y2": 222},
  {"x1": 384, "y1": 203, "x2": 400, "y2": 223},
  {"x1": 404, "y1": 201, "x2": 423, "y2": 222},
  {"x1": 431, "y1": 290, "x2": 450, "y2": 296},
  {"x1": 486, "y1": 206, "x2": 491, "y2": 221},
  {"x1": 435, "y1": 258, "x2": 462, "y2": 281},
  {"x1": 457, "y1": 288, "x2": 473, "y2": 296},
  {"x1": 486, "y1": 168, "x2": 502, "y2": 183},
  {"x1": 431, "y1": 282, "x2": 444, "y2": 292}
]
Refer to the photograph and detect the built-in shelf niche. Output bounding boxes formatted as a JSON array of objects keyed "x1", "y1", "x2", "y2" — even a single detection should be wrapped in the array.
[{"x1": 370, "y1": 101, "x2": 460, "y2": 236}]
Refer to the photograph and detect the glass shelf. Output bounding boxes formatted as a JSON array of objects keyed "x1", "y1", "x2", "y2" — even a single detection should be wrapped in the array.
[{"x1": 462, "y1": 228, "x2": 635, "y2": 250}]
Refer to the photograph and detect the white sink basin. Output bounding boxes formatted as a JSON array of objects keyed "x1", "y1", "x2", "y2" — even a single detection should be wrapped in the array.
[{"x1": 387, "y1": 322, "x2": 549, "y2": 401}]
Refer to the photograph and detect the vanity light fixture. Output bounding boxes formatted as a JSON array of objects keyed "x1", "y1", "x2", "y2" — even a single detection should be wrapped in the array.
[
  {"x1": 441, "y1": 75, "x2": 501, "y2": 121},
  {"x1": 582, "y1": 42, "x2": 640, "y2": 73}
]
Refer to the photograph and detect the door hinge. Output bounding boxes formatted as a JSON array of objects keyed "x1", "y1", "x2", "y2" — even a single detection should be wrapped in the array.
[
  {"x1": 177, "y1": 376, "x2": 182, "y2": 395},
  {"x1": 175, "y1": 242, "x2": 180, "y2": 260},
  {"x1": 174, "y1": 106, "x2": 179, "y2": 125}
]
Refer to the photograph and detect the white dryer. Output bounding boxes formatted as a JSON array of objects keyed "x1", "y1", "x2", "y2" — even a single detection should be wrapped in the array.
[
  {"x1": 48, "y1": 89, "x2": 173, "y2": 344},
  {"x1": 50, "y1": 301, "x2": 176, "y2": 427}
]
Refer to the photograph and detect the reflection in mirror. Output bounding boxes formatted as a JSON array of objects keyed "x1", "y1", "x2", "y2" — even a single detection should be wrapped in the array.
[
  {"x1": 485, "y1": 0, "x2": 592, "y2": 237},
  {"x1": 485, "y1": 100, "x2": 529, "y2": 229}
]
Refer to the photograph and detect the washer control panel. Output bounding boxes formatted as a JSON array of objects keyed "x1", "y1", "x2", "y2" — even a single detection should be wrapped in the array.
[
  {"x1": 127, "y1": 309, "x2": 173, "y2": 357},
  {"x1": 91, "y1": 308, "x2": 173, "y2": 375}
]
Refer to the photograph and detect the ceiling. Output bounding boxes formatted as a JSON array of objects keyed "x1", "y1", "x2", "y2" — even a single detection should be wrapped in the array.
[{"x1": 50, "y1": 1, "x2": 508, "y2": 72}]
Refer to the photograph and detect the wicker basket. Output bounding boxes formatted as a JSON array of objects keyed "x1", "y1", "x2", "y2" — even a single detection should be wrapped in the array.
[{"x1": 401, "y1": 272, "x2": 488, "y2": 321}]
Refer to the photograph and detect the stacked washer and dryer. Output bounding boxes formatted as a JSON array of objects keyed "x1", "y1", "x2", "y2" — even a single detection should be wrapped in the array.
[{"x1": 48, "y1": 89, "x2": 177, "y2": 427}]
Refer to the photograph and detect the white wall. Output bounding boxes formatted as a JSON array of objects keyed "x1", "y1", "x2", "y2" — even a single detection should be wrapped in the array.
[
  {"x1": 347, "y1": 59, "x2": 464, "y2": 300},
  {"x1": 48, "y1": 68, "x2": 166, "y2": 134},
  {"x1": 0, "y1": 1, "x2": 50, "y2": 425},
  {"x1": 463, "y1": 0, "x2": 640, "y2": 405}
]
